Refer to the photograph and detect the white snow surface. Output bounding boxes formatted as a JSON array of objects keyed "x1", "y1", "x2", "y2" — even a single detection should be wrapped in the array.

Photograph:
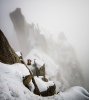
[
  {"x1": 35, "y1": 59, "x2": 44, "y2": 69},
  {"x1": 28, "y1": 80, "x2": 35, "y2": 92},
  {"x1": 34, "y1": 76, "x2": 54, "y2": 92},
  {"x1": 15, "y1": 52, "x2": 21, "y2": 57},
  {"x1": 0, "y1": 62, "x2": 89, "y2": 100}
]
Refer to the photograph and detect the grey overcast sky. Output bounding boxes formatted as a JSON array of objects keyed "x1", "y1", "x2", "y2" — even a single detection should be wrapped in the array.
[{"x1": 0, "y1": 0, "x2": 89, "y2": 88}]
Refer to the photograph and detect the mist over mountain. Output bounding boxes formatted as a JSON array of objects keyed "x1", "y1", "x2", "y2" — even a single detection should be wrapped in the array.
[
  {"x1": 0, "y1": 1, "x2": 89, "y2": 92},
  {"x1": 9, "y1": 8, "x2": 84, "y2": 92}
]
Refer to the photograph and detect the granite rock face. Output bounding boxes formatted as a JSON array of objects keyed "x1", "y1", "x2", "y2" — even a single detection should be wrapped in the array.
[{"x1": 0, "y1": 30, "x2": 21, "y2": 64}]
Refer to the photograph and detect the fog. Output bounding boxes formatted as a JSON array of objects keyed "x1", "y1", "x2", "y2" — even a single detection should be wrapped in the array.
[{"x1": 0, "y1": 0, "x2": 89, "y2": 91}]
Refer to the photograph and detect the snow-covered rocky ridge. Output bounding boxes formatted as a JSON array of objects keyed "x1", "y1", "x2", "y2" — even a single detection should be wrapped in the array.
[
  {"x1": 0, "y1": 62, "x2": 89, "y2": 100},
  {"x1": 0, "y1": 7, "x2": 86, "y2": 99},
  {"x1": 24, "y1": 29, "x2": 84, "y2": 92},
  {"x1": 10, "y1": 8, "x2": 84, "y2": 93}
]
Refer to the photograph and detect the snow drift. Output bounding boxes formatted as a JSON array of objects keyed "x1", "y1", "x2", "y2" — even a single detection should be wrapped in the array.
[{"x1": 0, "y1": 62, "x2": 89, "y2": 100}]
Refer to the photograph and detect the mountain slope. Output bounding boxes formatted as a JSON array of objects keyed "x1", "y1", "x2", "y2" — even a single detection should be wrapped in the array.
[
  {"x1": 0, "y1": 62, "x2": 89, "y2": 100},
  {"x1": 10, "y1": 8, "x2": 84, "y2": 92}
]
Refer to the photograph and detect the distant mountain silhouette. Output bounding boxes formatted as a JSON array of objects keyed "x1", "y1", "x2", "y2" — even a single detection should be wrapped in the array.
[{"x1": 10, "y1": 8, "x2": 30, "y2": 56}]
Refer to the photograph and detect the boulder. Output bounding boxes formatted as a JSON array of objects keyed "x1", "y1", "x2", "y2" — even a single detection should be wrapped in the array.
[
  {"x1": 23, "y1": 75, "x2": 33, "y2": 89},
  {"x1": 27, "y1": 59, "x2": 31, "y2": 65},
  {"x1": 40, "y1": 84, "x2": 56, "y2": 96},
  {"x1": 0, "y1": 30, "x2": 21, "y2": 64},
  {"x1": 34, "y1": 59, "x2": 45, "y2": 76},
  {"x1": 33, "y1": 76, "x2": 56, "y2": 96}
]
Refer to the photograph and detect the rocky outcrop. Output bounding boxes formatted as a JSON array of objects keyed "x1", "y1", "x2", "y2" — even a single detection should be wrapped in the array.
[
  {"x1": 9, "y1": 8, "x2": 30, "y2": 56},
  {"x1": 34, "y1": 59, "x2": 45, "y2": 76},
  {"x1": 9, "y1": 8, "x2": 48, "y2": 57},
  {"x1": 23, "y1": 75, "x2": 32, "y2": 88},
  {"x1": 33, "y1": 83, "x2": 56, "y2": 96},
  {"x1": 23, "y1": 74, "x2": 56, "y2": 96},
  {"x1": 41, "y1": 84, "x2": 56, "y2": 96},
  {"x1": 0, "y1": 30, "x2": 21, "y2": 64}
]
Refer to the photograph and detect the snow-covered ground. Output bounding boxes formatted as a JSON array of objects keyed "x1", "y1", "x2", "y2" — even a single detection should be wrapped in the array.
[
  {"x1": 24, "y1": 25, "x2": 84, "y2": 92},
  {"x1": 0, "y1": 62, "x2": 89, "y2": 100}
]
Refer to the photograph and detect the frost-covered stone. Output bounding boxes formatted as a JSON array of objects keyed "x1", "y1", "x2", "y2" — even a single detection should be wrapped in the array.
[
  {"x1": 34, "y1": 59, "x2": 45, "y2": 76},
  {"x1": 34, "y1": 76, "x2": 56, "y2": 96}
]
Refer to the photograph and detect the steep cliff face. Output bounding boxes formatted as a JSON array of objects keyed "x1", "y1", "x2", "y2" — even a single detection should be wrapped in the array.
[
  {"x1": 9, "y1": 8, "x2": 47, "y2": 57},
  {"x1": 0, "y1": 30, "x2": 21, "y2": 64},
  {"x1": 9, "y1": 8, "x2": 30, "y2": 56}
]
